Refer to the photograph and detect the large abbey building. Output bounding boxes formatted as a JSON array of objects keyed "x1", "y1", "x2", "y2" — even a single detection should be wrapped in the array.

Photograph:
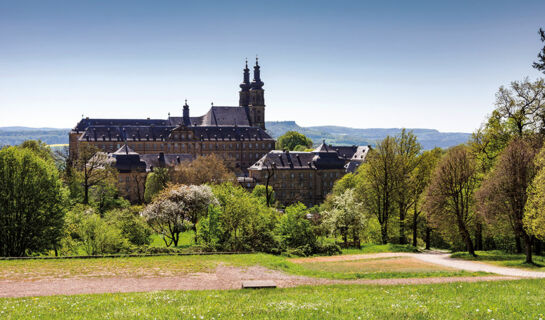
[
  {"x1": 69, "y1": 59, "x2": 370, "y2": 204},
  {"x1": 69, "y1": 59, "x2": 275, "y2": 174}
]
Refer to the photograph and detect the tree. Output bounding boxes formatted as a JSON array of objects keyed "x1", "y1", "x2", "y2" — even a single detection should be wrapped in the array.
[
  {"x1": 0, "y1": 147, "x2": 66, "y2": 256},
  {"x1": 533, "y1": 28, "x2": 545, "y2": 74},
  {"x1": 524, "y1": 143, "x2": 545, "y2": 244},
  {"x1": 477, "y1": 137, "x2": 541, "y2": 263},
  {"x1": 74, "y1": 144, "x2": 116, "y2": 205},
  {"x1": 170, "y1": 154, "x2": 236, "y2": 185},
  {"x1": 276, "y1": 203, "x2": 316, "y2": 252},
  {"x1": 79, "y1": 213, "x2": 129, "y2": 255},
  {"x1": 424, "y1": 145, "x2": 478, "y2": 256},
  {"x1": 252, "y1": 184, "x2": 276, "y2": 207},
  {"x1": 393, "y1": 129, "x2": 422, "y2": 244},
  {"x1": 323, "y1": 189, "x2": 366, "y2": 248},
  {"x1": 276, "y1": 131, "x2": 313, "y2": 151},
  {"x1": 211, "y1": 183, "x2": 278, "y2": 252},
  {"x1": 141, "y1": 185, "x2": 217, "y2": 246},
  {"x1": 19, "y1": 140, "x2": 54, "y2": 162},
  {"x1": 356, "y1": 136, "x2": 398, "y2": 244},
  {"x1": 409, "y1": 148, "x2": 442, "y2": 247},
  {"x1": 144, "y1": 167, "x2": 169, "y2": 203},
  {"x1": 494, "y1": 78, "x2": 545, "y2": 136},
  {"x1": 105, "y1": 207, "x2": 152, "y2": 246},
  {"x1": 88, "y1": 173, "x2": 126, "y2": 215}
]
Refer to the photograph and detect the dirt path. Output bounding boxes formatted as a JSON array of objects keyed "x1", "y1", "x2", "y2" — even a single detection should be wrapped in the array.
[
  {"x1": 293, "y1": 252, "x2": 545, "y2": 278},
  {"x1": 0, "y1": 265, "x2": 515, "y2": 298},
  {"x1": 3, "y1": 252, "x2": 543, "y2": 298}
]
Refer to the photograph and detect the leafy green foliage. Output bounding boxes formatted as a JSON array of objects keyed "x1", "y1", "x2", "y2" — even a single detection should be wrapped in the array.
[
  {"x1": 0, "y1": 146, "x2": 67, "y2": 256},
  {"x1": 79, "y1": 213, "x2": 129, "y2": 255},
  {"x1": 276, "y1": 130, "x2": 314, "y2": 151},
  {"x1": 105, "y1": 207, "x2": 152, "y2": 246},
  {"x1": 210, "y1": 183, "x2": 278, "y2": 252},
  {"x1": 143, "y1": 167, "x2": 169, "y2": 203},
  {"x1": 275, "y1": 203, "x2": 316, "y2": 254}
]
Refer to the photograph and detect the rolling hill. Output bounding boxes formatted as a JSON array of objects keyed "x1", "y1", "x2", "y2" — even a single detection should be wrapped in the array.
[{"x1": 0, "y1": 122, "x2": 472, "y2": 150}]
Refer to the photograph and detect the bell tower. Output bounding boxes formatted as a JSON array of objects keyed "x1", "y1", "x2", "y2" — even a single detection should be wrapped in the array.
[
  {"x1": 248, "y1": 57, "x2": 265, "y2": 129},
  {"x1": 239, "y1": 59, "x2": 250, "y2": 107}
]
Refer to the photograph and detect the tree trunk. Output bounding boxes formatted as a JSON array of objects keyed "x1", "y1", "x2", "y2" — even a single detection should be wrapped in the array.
[
  {"x1": 523, "y1": 233, "x2": 533, "y2": 264},
  {"x1": 342, "y1": 230, "x2": 348, "y2": 248},
  {"x1": 515, "y1": 236, "x2": 522, "y2": 253},
  {"x1": 412, "y1": 205, "x2": 418, "y2": 247},
  {"x1": 353, "y1": 229, "x2": 361, "y2": 249},
  {"x1": 399, "y1": 207, "x2": 407, "y2": 245},
  {"x1": 425, "y1": 227, "x2": 431, "y2": 250},
  {"x1": 475, "y1": 222, "x2": 483, "y2": 251},
  {"x1": 535, "y1": 239, "x2": 542, "y2": 255},
  {"x1": 457, "y1": 218, "x2": 475, "y2": 256},
  {"x1": 380, "y1": 223, "x2": 388, "y2": 244},
  {"x1": 84, "y1": 183, "x2": 89, "y2": 204}
]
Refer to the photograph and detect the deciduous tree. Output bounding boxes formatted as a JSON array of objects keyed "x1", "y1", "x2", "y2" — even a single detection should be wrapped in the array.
[
  {"x1": 141, "y1": 185, "x2": 217, "y2": 246},
  {"x1": 357, "y1": 136, "x2": 398, "y2": 244},
  {"x1": 424, "y1": 146, "x2": 478, "y2": 256},
  {"x1": 170, "y1": 154, "x2": 235, "y2": 185},
  {"x1": 477, "y1": 137, "x2": 541, "y2": 263},
  {"x1": 0, "y1": 147, "x2": 66, "y2": 256},
  {"x1": 323, "y1": 189, "x2": 366, "y2": 248},
  {"x1": 276, "y1": 131, "x2": 313, "y2": 151}
]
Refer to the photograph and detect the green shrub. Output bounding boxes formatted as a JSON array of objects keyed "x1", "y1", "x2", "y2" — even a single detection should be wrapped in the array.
[
  {"x1": 80, "y1": 214, "x2": 129, "y2": 255},
  {"x1": 105, "y1": 207, "x2": 152, "y2": 246},
  {"x1": 276, "y1": 203, "x2": 316, "y2": 250}
]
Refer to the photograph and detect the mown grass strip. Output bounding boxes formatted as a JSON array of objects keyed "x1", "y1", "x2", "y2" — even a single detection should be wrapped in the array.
[{"x1": 1, "y1": 280, "x2": 544, "y2": 319}]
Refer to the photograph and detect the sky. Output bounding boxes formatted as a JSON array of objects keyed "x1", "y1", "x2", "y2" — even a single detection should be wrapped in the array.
[{"x1": 0, "y1": 0, "x2": 544, "y2": 132}]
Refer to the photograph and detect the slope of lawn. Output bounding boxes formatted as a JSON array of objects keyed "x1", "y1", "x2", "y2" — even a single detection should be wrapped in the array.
[
  {"x1": 451, "y1": 250, "x2": 545, "y2": 270},
  {"x1": 2, "y1": 280, "x2": 544, "y2": 319}
]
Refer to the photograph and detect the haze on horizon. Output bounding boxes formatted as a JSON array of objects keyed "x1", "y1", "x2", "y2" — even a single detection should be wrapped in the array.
[{"x1": 1, "y1": 0, "x2": 544, "y2": 133}]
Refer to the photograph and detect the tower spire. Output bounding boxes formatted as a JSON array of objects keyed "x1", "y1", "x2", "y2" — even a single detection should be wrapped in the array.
[
  {"x1": 239, "y1": 58, "x2": 251, "y2": 107},
  {"x1": 251, "y1": 55, "x2": 264, "y2": 90},
  {"x1": 183, "y1": 99, "x2": 190, "y2": 126}
]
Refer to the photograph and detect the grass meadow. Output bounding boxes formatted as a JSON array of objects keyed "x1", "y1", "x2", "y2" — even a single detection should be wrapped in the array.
[
  {"x1": 2, "y1": 280, "x2": 545, "y2": 319},
  {"x1": 451, "y1": 250, "x2": 545, "y2": 270}
]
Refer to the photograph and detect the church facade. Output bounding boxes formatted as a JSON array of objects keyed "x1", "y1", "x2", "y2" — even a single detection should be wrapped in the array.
[{"x1": 69, "y1": 59, "x2": 275, "y2": 173}]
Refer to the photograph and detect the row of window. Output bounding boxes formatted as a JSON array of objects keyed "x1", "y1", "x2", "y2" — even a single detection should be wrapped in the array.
[{"x1": 95, "y1": 142, "x2": 273, "y2": 152}]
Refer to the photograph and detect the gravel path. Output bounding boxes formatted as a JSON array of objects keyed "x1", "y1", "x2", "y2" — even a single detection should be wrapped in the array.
[
  {"x1": 412, "y1": 253, "x2": 545, "y2": 278},
  {"x1": 295, "y1": 252, "x2": 545, "y2": 278}
]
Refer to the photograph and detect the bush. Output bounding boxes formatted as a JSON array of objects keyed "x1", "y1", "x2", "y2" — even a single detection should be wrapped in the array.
[
  {"x1": 105, "y1": 207, "x2": 152, "y2": 246},
  {"x1": 276, "y1": 203, "x2": 316, "y2": 250},
  {"x1": 314, "y1": 242, "x2": 342, "y2": 256},
  {"x1": 80, "y1": 214, "x2": 129, "y2": 255}
]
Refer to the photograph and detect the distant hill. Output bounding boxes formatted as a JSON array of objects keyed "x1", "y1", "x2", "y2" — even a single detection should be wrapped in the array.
[
  {"x1": 266, "y1": 121, "x2": 472, "y2": 150},
  {"x1": 0, "y1": 128, "x2": 70, "y2": 146},
  {"x1": 0, "y1": 123, "x2": 472, "y2": 150}
]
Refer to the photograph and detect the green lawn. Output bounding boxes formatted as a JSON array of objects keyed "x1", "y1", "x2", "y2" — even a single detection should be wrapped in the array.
[
  {"x1": 2, "y1": 280, "x2": 545, "y2": 319},
  {"x1": 451, "y1": 250, "x2": 545, "y2": 270},
  {"x1": 149, "y1": 231, "x2": 196, "y2": 248}
]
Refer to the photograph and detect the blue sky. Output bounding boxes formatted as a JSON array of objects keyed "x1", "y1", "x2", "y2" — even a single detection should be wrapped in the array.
[{"x1": 0, "y1": 0, "x2": 544, "y2": 132}]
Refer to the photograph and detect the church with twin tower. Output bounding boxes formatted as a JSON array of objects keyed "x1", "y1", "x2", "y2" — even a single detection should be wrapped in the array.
[{"x1": 69, "y1": 58, "x2": 275, "y2": 177}]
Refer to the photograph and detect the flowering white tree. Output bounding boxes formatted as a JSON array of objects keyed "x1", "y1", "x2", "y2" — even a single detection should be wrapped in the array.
[
  {"x1": 322, "y1": 189, "x2": 367, "y2": 248},
  {"x1": 141, "y1": 184, "x2": 217, "y2": 246}
]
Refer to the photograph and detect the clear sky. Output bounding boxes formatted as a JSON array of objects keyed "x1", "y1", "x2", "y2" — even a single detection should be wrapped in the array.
[{"x1": 1, "y1": 0, "x2": 544, "y2": 132}]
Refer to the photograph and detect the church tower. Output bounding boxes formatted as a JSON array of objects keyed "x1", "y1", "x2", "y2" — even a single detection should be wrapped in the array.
[
  {"x1": 239, "y1": 60, "x2": 250, "y2": 107},
  {"x1": 248, "y1": 57, "x2": 265, "y2": 129}
]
